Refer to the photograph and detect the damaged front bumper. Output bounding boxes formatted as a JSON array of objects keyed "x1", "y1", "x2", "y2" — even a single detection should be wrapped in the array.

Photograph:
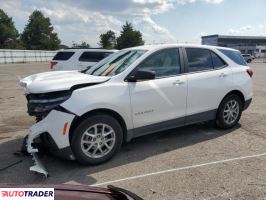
[{"x1": 27, "y1": 109, "x2": 75, "y2": 176}]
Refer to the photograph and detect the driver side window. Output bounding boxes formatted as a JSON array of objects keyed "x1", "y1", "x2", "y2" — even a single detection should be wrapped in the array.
[{"x1": 138, "y1": 48, "x2": 181, "y2": 78}]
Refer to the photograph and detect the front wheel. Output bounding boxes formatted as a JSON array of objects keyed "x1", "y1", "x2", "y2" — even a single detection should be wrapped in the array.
[
  {"x1": 216, "y1": 95, "x2": 243, "y2": 129},
  {"x1": 71, "y1": 114, "x2": 123, "y2": 165}
]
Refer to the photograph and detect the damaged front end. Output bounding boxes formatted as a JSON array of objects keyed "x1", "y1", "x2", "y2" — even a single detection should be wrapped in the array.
[
  {"x1": 19, "y1": 71, "x2": 111, "y2": 176},
  {"x1": 24, "y1": 90, "x2": 75, "y2": 176},
  {"x1": 27, "y1": 90, "x2": 72, "y2": 121}
]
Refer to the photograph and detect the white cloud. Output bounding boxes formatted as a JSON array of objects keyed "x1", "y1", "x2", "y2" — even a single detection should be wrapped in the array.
[
  {"x1": 38, "y1": 5, "x2": 123, "y2": 46},
  {"x1": 204, "y1": 0, "x2": 223, "y2": 4},
  {"x1": 200, "y1": 32, "x2": 208, "y2": 36},
  {"x1": 0, "y1": 0, "x2": 226, "y2": 46},
  {"x1": 228, "y1": 23, "x2": 266, "y2": 36},
  {"x1": 133, "y1": 15, "x2": 176, "y2": 43},
  {"x1": 0, "y1": 0, "x2": 30, "y2": 18},
  {"x1": 130, "y1": 0, "x2": 224, "y2": 14}
]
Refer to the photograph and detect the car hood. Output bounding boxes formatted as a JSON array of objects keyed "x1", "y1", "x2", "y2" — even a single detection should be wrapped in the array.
[
  {"x1": 20, "y1": 71, "x2": 110, "y2": 94},
  {"x1": 0, "y1": 184, "x2": 128, "y2": 200}
]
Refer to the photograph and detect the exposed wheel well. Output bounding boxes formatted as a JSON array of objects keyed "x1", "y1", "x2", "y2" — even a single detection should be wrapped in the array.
[
  {"x1": 69, "y1": 109, "x2": 127, "y2": 143},
  {"x1": 220, "y1": 90, "x2": 245, "y2": 109}
]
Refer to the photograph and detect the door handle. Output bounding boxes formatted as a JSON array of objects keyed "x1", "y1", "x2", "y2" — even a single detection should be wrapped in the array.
[
  {"x1": 219, "y1": 73, "x2": 227, "y2": 78},
  {"x1": 173, "y1": 80, "x2": 184, "y2": 85}
]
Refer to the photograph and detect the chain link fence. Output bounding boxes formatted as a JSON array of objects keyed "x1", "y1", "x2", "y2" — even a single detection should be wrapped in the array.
[{"x1": 0, "y1": 49, "x2": 57, "y2": 64}]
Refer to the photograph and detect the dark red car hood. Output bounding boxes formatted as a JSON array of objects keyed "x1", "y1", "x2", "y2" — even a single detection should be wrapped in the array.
[{"x1": 0, "y1": 183, "x2": 128, "y2": 200}]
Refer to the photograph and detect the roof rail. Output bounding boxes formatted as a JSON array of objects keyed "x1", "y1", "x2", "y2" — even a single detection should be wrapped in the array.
[{"x1": 65, "y1": 47, "x2": 116, "y2": 50}]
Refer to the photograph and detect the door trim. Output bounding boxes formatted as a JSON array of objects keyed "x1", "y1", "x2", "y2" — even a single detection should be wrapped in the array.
[{"x1": 126, "y1": 109, "x2": 217, "y2": 141}]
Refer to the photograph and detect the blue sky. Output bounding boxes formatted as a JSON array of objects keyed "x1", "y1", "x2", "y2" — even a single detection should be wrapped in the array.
[{"x1": 1, "y1": 0, "x2": 266, "y2": 46}]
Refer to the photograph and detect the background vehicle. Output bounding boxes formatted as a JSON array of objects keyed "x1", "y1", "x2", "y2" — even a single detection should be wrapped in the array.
[
  {"x1": 0, "y1": 184, "x2": 143, "y2": 200},
  {"x1": 20, "y1": 44, "x2": 253, "y2": 175},
  {"x1": 242, "y1": 54, "x2": 253, "y2": 63},
  {"x1": 50, "y1": 48, "x2": 117, "y2": 71}
]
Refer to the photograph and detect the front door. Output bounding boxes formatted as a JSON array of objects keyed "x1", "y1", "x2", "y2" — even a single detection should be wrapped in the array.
[{"x1": 129, "y1": 48, "x2": 187, "y2": 130}]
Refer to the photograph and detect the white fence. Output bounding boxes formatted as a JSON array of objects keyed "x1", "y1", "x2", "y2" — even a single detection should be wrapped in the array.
[{"x1": 0, "y1": 49, "x2": 57, "y2": 64}]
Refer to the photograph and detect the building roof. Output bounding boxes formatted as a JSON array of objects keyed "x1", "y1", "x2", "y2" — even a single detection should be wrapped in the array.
[{"x1": 202, "y1": 34, "x2": 266, "y2": 40}]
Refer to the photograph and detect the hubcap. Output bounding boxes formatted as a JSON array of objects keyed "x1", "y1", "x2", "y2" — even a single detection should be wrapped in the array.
[
  {"x1": 81, "y1": 123, "x2": 116, "y2": 158},
  {"x1": 223, "y1": 99, "x2": 239, "y2": 125}
]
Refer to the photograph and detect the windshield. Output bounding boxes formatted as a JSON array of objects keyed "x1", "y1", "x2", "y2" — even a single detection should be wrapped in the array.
[{"x1": 86, "y1": 50, "x2": 147, "y2": 76}]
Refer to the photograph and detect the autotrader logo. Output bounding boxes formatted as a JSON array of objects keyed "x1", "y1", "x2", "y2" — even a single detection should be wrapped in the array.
[{"x1": 0, "y1": 188, "x2": 54, "y2": 200}]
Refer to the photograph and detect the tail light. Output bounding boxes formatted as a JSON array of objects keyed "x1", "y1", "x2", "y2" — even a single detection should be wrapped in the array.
[
  {"x1": 246, "y1": 68, "x2": 253, "y2": 78},
  {"x1": 50, "y1": 61, "x2": 58, "y2": 69}
]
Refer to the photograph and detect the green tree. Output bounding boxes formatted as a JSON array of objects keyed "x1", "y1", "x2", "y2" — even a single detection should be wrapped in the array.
[
  {"x1": 116, "y1": 22, "x2": 144, "y2": 50},
  {"x1": 71, "y1": 41, "x2": 90, "y2": 48},
  {"x1": 0, "y1": 9, "x2": 20, "y2": 49},
  {"x1": 21, "y1": 10, "x2": 60, "y2": 50},
  {"x1": 99, "y1": 30, "x2": 116, "y2": 49}
]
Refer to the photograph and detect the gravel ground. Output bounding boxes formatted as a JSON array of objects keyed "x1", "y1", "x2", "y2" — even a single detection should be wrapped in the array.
[{"x1": 0, "y1": 61, "x2": 266, "y2": 199}]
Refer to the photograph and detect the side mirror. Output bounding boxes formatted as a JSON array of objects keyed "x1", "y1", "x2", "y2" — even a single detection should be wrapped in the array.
[{"x1": 127, "y1": 70, "x2": 155, "y2": 82}]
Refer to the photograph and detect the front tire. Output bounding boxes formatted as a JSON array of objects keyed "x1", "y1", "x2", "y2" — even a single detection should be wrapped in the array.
[
  {"x1": 216, "y1": 94, "x2": 243, "y2": 129},
  {"x1": 71, "y1": 114, "x2": 123, "y2": 165}
]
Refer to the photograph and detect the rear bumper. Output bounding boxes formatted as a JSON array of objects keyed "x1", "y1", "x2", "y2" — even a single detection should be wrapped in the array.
[{"x1": 243, "y1": 98, "x2": 252, "y2": 110}]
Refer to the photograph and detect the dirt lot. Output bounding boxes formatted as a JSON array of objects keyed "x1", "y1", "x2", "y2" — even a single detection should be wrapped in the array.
[{"x1": 1, "y1": 62, "x2": 266, "y2": 199}]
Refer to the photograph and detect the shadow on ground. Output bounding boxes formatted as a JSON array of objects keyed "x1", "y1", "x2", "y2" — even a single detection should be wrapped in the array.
[{"x1": 0, "y1": 123, "x2": 240, "y2": 185}]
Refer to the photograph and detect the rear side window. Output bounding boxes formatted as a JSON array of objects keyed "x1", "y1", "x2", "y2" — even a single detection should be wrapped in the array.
[
  {"x1": 53, "y1": 52, "x2": 75, "y2": 60},
  {"x1": 186, "y1": 48, "x2": 227, "y2": 72},
  {"x1": 79, "y1": 52, "x2": 112, "y2": 62},
  {"x1": 218, "y1": 49, "x2": 247, "y2": 66},
  {"x1": 186, "y1": 48, "x2": 213, "y2": 72},
  {"x1": 211, "y1": 52, "x2": 227, "y2": 68}
]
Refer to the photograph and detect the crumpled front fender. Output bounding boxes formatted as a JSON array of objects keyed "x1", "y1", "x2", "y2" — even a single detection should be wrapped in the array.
[{"x1": 27, "y1": 109, "x2": 75, "y2": 176}]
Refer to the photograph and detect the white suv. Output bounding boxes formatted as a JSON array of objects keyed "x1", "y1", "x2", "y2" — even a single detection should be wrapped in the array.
[
  {"x1": 50, "y1": 48, "x2": 117, "y2": 71},
  {"x1": 20, "y1": 44, "x2": 253, "y2": 175}
]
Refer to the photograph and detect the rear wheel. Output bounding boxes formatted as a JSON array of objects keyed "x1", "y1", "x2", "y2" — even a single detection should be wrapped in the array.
[
  {"x1": 216, "y1": 94, "x2": 243, "y2": 129},
  {"x1": 71, "y1": 114, "x2": 123, "y2": 165}
]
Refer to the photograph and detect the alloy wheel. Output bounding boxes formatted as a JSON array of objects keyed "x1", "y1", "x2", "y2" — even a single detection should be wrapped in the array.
[
  {"x1": 81, "y1": 123, "x2": 116, "y2": 159},
  {"x1": 223, "y1": 99, "x2": 240, "y2": 125}
]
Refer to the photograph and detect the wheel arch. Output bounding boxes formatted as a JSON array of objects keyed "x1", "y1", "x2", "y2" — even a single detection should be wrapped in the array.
[
  {"x1": 69, "y1": 108, "x2": 128, "y2": 143},
  {"x1": 219, "y1": 90, "x2": 245, "y2": 110}
]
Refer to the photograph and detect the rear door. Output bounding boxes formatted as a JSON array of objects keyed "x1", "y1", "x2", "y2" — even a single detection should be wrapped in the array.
[
  {"x1": 77, "y1": 51, "x2": 113, "y2": 70},
  {"x1": 184, "y1": 47, "x2": 233, "y2": 122}
]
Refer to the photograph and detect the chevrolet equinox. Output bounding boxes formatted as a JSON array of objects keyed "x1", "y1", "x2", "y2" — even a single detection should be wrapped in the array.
[{"x1": 20, "y1": 44, "x2": 253, "y2": 175}]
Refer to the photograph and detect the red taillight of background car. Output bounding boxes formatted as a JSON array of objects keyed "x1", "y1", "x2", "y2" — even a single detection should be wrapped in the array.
[
  {"x1": 50, "y1": 61, "x2": 58, "y2": 69},
  {"x1": 246, "y1": 68, "x2": 253, "y2": 78}
]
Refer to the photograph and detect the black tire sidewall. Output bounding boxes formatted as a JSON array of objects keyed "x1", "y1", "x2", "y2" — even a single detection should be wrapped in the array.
[
  {"x1": 216, "y1": 95, "x2": 243, "y2": 129},
  {"x1": 71, "y1": 114, "x2": 123, "y2": 165}
]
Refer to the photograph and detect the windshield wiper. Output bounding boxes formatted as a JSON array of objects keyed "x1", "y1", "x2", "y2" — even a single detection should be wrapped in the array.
[{"x1": 79, "y1": 66, "x2": 92, "y2": 73}]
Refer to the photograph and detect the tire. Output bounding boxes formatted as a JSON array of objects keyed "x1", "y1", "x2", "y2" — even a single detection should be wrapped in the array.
[
  {"x1": 71, "y1": 114, "x2": 123, "y2": 165},
  {"x1": 247, "y1": 59, "x2": 252, "y2": 63},
  {"x1": 216, "y1": 94, "x2": 243, "y2": 129}
]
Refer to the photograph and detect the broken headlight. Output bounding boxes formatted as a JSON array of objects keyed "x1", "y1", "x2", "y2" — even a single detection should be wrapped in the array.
[{"x1": 26, "y1": 90, "x2": 72, "y2": 119}]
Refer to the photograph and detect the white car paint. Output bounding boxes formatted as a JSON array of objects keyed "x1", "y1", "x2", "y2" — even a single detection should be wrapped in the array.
[
  {"x1": 186, "y1": 67, "x2": 233, "y2": 116},
  {"x1": 51, "y1": 49, "x2": 117, "y2": 71},
  {"x1": 128, "y1": 75, "x2": 187, "y2": 128},
  {"x1": 20, "y1": 44, "x2": 253, "y2": 175},
  {"x1": 20, "y1": 70, "x2": 110, "y2": 93}
]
